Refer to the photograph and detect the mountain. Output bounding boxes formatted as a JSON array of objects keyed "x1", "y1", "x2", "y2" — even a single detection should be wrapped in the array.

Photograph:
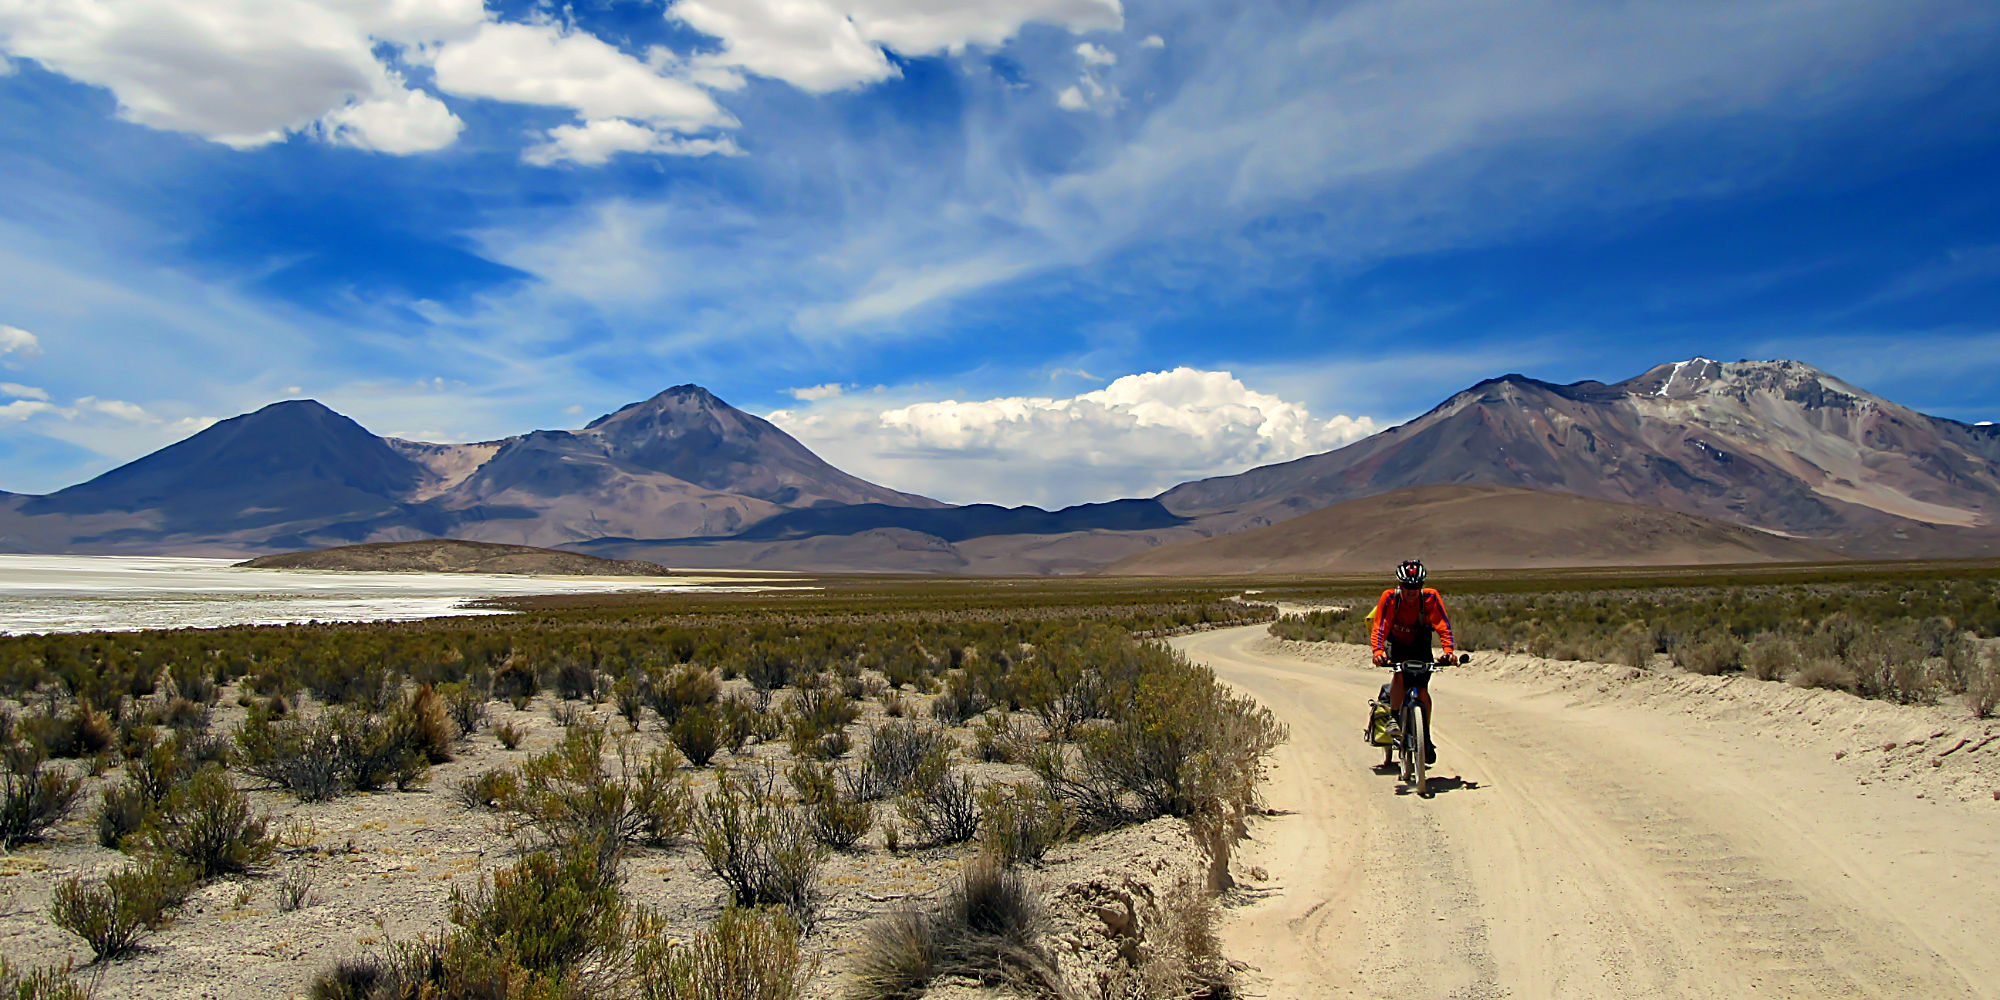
[
  {"x1": 0, "y1": 386, "x2": 941, "y2": 554},
  {"x1": 1158, "y1": 359, "x2": 2000, "y2": 558},
  {"x1": 1110, "y1": 484, "x2": 1841, "y2": 575}
]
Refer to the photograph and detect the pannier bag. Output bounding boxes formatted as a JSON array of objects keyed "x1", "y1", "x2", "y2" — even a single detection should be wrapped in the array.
[{"x1": 1366, "y1": 699, "x2": 1394, "y2": 746}]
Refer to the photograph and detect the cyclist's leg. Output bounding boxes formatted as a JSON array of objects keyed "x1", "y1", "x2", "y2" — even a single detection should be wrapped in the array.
[{"x1": 1417, "y1": 686, "x2": 1436, "y2": 764}]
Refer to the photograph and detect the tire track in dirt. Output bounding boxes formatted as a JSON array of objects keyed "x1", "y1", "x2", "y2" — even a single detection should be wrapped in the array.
[{"x1": 1174, "y1": 626, "x2": 2000, "y2": 1000}]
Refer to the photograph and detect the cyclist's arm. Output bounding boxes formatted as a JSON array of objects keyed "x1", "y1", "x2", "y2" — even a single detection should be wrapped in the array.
[
  {"x1": 1370, "y1": 589, "x2": 1392, "y2": 661},
  {"x1": 1426, "y1": 589, "x2": 1455, "y2": 659}
]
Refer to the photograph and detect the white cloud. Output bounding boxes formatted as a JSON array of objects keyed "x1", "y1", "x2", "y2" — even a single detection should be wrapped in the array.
[
  {"x1": 840, "y1": 0, "x2": 1123, "y2": 54},
  {"x1": 672, "y1": 0, "x2": 896, "y2": 93},
  {"x1": 0, "y1": 324, "x2": 41, "y2": 357},
  {"x1": 0, "y1": 382, "x2": 48, "y2": 400},
  {"x1": 1056, "y1": 85, "x2": 1089, "y2": 111},
  {"x1": 315, "y1": 83, "x2": 464, "y2": 154},
  {"x1": 667, "y1": 0, "x2": 1123, "y2": 91},
  {"x1": 525, "y1": 119, "x2": 742, "y2": 167},
  {"x1": 1076, "y1": 42, "x2": 1116, "y2": 66},
  {"x1": 1140, "y1": 34, "x2": 1164, "y2": 49},
  {"x1": 788, "y1": 382, "x2": 844, "y2": 401},
  {"x1": 0, "y1": 0, "x2": 481, "y2": 150},
  {"x1": 73, "y1": 396, "x2": 155, "y2": 422},
  {"x1": 768, "y1": 368, "x2": 1377, "y2": 506},
  {"x1": 0, "y1": 399, "x2": 55, "y2": 421},
  {"x1": 429, "y1": 20, "x2": 732, "y2": 131}
]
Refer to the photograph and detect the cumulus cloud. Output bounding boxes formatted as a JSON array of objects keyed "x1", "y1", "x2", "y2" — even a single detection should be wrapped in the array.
[
  {"x1": 315, "y1": 83, "x2": 464, "y2": 154},
  {"x1": 673, "y1": 0, "x2": 896, "y2": 94},
  {"x1": 667, "y1": 0, "x2": 1123, "y2": 91},
  {"x1": 74, "y1": 396, "x2": 155, "y2": 422},
  {"x1": 428, "y1": 20, "x2": 730, "y2": 130},
  {"x1": 1056, "y1": 85, "x2": 1089, "y2": 111},
  {"x1": 1140, "y1": 34, "x2": 1164, "y2": 49},
  {"x1": 0, "y1": 0, "x2": 480, "y2": 150},
  {"x1": 768, "y1": 368, "x2": 1377, "y2": 507},
  {"x1": 1076, "y1": 42, "x2": 1116, "y2": 66},
  {"x1": 788, "y1": 382, "x2": 845, "y2": 401},
  {"x1": 0, "y1": 324, "x2": 41, "y2": 358},
  {"x1": 525, "y1": 119, "x2": 742, "y2": 167},
  {"x1": 0, "y1": 382, "x2": 48, "y2": 400}
]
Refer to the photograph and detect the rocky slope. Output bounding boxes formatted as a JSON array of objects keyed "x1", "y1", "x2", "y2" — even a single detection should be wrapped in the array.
[
  {"x1": 1110, "y1": 484, "x2": 1841, "y2": 575},
  {"x1": 0, "y1": 386, "x2": 942, "y2": 554},
  {"x1": 1158, "y1": 359, "x2": 2000, "y2": 558}
]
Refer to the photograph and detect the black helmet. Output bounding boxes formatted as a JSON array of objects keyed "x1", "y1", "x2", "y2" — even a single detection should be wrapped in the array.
[{"x1": 1395, "y1": 558, "x2": 1426, "y2": 587}]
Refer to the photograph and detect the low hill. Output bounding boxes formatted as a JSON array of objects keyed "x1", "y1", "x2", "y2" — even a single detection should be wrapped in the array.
[
  {"x1": 237, "y1": 540, "x2": 670, "y2": 576},
  {"x1": 1108, "y1": 484, "x2": 1840, "y2": 575}
]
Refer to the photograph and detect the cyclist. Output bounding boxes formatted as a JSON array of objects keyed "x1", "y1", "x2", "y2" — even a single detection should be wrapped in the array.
[{"x1": 1371, "y1": 558, "x2": 1455, "y2": 765}]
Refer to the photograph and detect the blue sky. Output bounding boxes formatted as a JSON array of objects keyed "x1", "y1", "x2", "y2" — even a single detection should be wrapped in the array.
[{"x1": 2, "y1": 0, "x2": 1998, "y2": 507}]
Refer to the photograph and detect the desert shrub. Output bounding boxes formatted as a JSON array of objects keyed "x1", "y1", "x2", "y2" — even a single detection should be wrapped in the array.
[
  {"x1": 671, "y1": 705, "x2": 723, "y2": 767},
  {"x1": 880, "y1": 691, "x2": 908, "y2": 718},
  {"x1": 20, "y1": 703, "x2": 114, "y2": 759},
  {"x1": 0, "y1": 959, "x2": 88, "y2": 1000},
  {"x1": 1791, "y1": 657, "x2": 1859, "y2": 692},
  {"x1": 235, "y1": 709, "x2": 345, "y2": 802},
  {"x1": 977, "y1": 783, "x2": 1074, "y2": 865},
  {"x1": 148, "y1": 768, "x2": 273, "y2": 879},
  {"x1": 1037, "y1": 643, "x2": 1286, "y2": 827},
  {"x1": 493, "y1": 654, "x2": 540, "y2": 702},
  {"x1": 499, "y1": 721, "x2": 691, "y2": 862},
  {"x1": 96, "y1": 783, "x2": 151, "y2": 849},
  {"x1": 695, "y1": 765, "x2": 825, "y2": 914},
  {"x1": 278, "y1": 863, "x2": 316, "y2": 912},
  {"x1": 1611, "y1": 622, "x2": 1656, "y2": 669},
  {"x1": 495, "y1": 721, "x2": 526, "y2": 750},
  {"x1": 1849, "y1": 630, "x2": 1936, "y2": 704},
  {"x1": 307, "y1": 956, "x2": 384, "y2": 1000},
  {"x1": 440, "y1": 682, "x2": 488, "y2": 737},
  {"x1": 1108, "y1": 876, "x2": 1229, "y2": 1000},
  {"x1": 787, "y1": 761, "x2": 873, "y2": 851},
  {"x1": 1744, "y1": 633, "x2": 1801, "y2": 681},
  {"x1": 157, "y1": 696, "x2": 210, "y2": 732},
  {"x1": 631, "y1": 905, "x2": 814, "y2": 1000},
  {"x1": 1966, "y1": 645, "x2": 2000, "y2": 718},
  {"x1": 783, "y1": 682, "x2": 859, "y2": 761},
  {"x1": 50, "y1": 857, "x2": 191, "y2": 962},
  {"x1": 550, "y1": 701, "x2": 590, "y2": 728},
  {"x1": 972, "y1": 712, "x2": 1034, "y2": 764},
  {"x1": 614, "y1": 676, "x2": 646, "y2": 731},
  {"x1": 553, "y1": 657, "x2": 597, "y2": 702},
  {"x1": 645, "y1": 666, "x2": 721, "y2": 725},
  {"x1": 450, "y1": 848, "x2": 623, "y2": 977},
  {"x1": 928, "y1": 677, "x2": 989, "y2": 725},
  {"x1": 847, "y1": 855, "x2": 1059, "y2": 1000},
  {"x1": 403, "y1": 684, "x2": 459, "y2": 763},
  {"x1": 453, "y1": 768, "x2": 519, "y2": 811},
  {"x1": 0, "y1": 746, "x2": 85, "y2": 848},
  {"x1": 237, "y1": 706, "x2": 432, "y2": 800},
  {"x1": 1676, "y1": 632, "x2": 1743, "y2": 675},
  {"x1": 897, "y1": 761, "x2": 981, "y2": 848},
  {"x1": 857, "y1": 722, "x2": 952, "y2": 801}
]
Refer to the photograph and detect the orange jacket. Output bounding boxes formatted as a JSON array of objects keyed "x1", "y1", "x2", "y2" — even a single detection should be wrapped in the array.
[{"x1": 1371, "y1": 587, "x2": 1453, "y2": 659}]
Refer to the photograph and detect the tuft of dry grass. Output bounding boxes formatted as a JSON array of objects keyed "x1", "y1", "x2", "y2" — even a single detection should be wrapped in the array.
[{"x1": 846, "y1": 855, "x2": 1062, "y2": 1000}]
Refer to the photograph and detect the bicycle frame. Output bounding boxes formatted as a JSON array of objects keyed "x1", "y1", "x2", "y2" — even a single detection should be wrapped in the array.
[{"x1": 1391, "y1": 660, "x2": 1436, "y2": 794}]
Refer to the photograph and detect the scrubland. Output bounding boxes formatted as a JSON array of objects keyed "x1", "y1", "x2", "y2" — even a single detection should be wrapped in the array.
[
  {"x1": 0, "y1": 579, "x2": 1283, "y2": 999},
  {"x1": 1269, "y1": 563, "x2": 2000, "y2": 713}
]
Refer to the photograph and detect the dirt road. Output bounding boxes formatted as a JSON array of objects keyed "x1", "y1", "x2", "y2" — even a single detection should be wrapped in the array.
[{"x1": 1172, "y1": 626, "x2": 2000, "y2": 999}]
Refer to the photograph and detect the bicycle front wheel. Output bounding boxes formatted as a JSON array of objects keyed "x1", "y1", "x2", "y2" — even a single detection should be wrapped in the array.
[{"x1": 1412, "y1": 704, "x2": 1428, "y2": 796}]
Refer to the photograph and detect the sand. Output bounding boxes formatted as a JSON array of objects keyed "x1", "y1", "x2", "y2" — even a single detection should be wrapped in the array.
[{"x1": 1174, "y1": 625, "x2": 2000, "y2": 999}]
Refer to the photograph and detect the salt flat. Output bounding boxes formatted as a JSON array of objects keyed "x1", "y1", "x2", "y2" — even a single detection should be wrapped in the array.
[{"x1": 0, "y1": 554, "x2": 788, "y2": 634}]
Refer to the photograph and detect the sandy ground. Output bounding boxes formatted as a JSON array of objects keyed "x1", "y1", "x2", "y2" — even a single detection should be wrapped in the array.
[
  {"x1": 1172, "y1": 625, "x2": 2000, "y2": 1000},
  {"x1": 0, "y1": 680, "x2": 1207, "y2": 999}
]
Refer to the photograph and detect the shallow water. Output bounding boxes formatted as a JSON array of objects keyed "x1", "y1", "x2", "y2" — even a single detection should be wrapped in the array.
[{"x1": 0, "y1": 554, "x2": 774, "y2": 634}]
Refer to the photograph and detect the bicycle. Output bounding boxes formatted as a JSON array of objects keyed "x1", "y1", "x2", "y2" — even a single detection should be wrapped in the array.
[{"x1": 1384, "y1": 655, "x2": 1466, "y2": 796}]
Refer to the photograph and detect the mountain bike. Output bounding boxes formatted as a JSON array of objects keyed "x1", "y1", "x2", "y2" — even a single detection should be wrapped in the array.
[{"x1": 1386, "y1": 655, "x2": 1465, "y2": 796}]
